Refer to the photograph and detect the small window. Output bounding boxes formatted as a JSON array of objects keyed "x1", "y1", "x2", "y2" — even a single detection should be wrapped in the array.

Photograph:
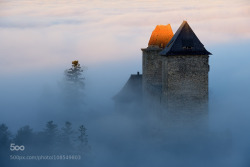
[
  {"x1": 182, "y1": 38, "x2": 194, "y2": 50},
  {"x1": 182, "y1": 46, "x2": 193, "y2": 49}
]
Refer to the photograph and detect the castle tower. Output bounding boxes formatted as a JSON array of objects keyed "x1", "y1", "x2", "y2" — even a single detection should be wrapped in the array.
[
  {"x1": 142, "y1": 24, "x2": 173, "y2": 98},
  {"x1": 115, "y1": 21, "x2": 211, "y2": 129},
  {"x1": 160, "y1": 21, "x2": 211, "y2": 128},
  {"x1": 141, "y1": 21, "x2": 211, "y2": 128}
]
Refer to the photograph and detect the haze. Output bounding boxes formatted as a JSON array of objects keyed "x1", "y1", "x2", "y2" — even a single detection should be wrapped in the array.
[{"x1": 0, "y1": 0, "x2": 250, "y2": 166}]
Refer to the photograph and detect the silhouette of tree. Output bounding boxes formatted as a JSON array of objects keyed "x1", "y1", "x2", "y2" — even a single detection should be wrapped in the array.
[
  {"x1": 61, "y1": 60, "x2": 86, "y2": 109},
  {"x1": 78, "y1": 125, "x2": 87, "y2": 144},
  {"x1": 77, "y1": 125, "x2": 90, "y2": 154},
  {"x1": 0, "y1": 124, "x2": 11, "y2": 167},
  {"x1": 44, "y1": 121, "x2": 59, "y2": 151},
  {"x1": 44, "y1": 121, "x2": 58, "y2": 138},
  {"x1": 29, "y1": 121, "x2": 59, "y2": 154},
  {"x1": 65, "y1": 60, "x2": 85, "y2": 89},
  {"x1": 0, "y1": 124, "x2": 11, "y2": 148},
  {"x1": 62, "y1": 121, "x2": 74, "y2": 136},
  {"x1": 60, "y1": 121, "x2": 75, "y2": 153},
  {"x1": 14, "y1": 125, "x2": 33, "y2": 146}
]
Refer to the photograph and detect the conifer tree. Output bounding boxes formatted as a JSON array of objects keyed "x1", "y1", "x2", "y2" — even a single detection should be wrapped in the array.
[
  {"x1": 44, "y1": 121, "x2": 59, "y2": 149},
  {"x1": 14, "y1": 125, "x2": 33, "y2": 146},
  {"x1": 60, "y1": 121, "x2": 74, "y2": 152},
  {"x1": 64, "y1": 60, "x2": 85, "y2": 91},
  {"x1": 78, "y1": 125, "x2": 90, "y2": 153},
  {"x1": 62, "y1": 60, "x2": 86, "y2": 108}
]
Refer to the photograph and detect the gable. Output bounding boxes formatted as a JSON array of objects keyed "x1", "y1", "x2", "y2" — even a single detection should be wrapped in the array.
[{"x1": 160, "y1": 21, "x2": 211, "y2": 56}]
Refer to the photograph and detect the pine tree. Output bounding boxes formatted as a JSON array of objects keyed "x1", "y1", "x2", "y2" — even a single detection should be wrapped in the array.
[
  {"x1": 14, "y1": 125, "x2": 33, "y2": 146},
  {"x1": 64, "y1": 60, "x2": 85, "y2": 91},
  {"x1": 60, "y1": 121, "x2": 74, "y2": 153},
  {"x1": 62, "y1": 60, "x2": 86, "y2": 109},
  {"x1": 0, "y1": 124, "x2": 11, "y2": 167},
  {"x1": 0, "y1": 124, "x2": 11, "y2": 148},
  {"x1": 44, "y1": 121, "x2": 59, "y2": 151},
  {"x1": 77, "y1": 125, "x2": 90, "y2": 154}
]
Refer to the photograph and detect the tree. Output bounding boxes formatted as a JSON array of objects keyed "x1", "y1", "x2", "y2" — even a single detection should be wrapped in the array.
[
  {"x1": 77, "y1": 125, "x2": 90, "y2": 154},
  {"x1": 60, "y1": 121, "x2": 75, "y2": 152},
  {"x1": 14, "y1": 125, "x2": 33, "y2": 146},
  {"x1": 78, "y1": 125, "x2": 87, "y2": 145},
  {"x1": 0, "y1": 124, "x2": 11, "y2": 148},
  {"x1": 0, "y1": 124, "x2": 11, "y2": 167},
  {"x1": 44, "y1": 121, "x2": 59, "y2": 147},
  {"x1": 44, "y1": 121, "x2": 58, "y2": 137},
  {"x1": 62, "y1": 121, "x2": 74, "y2": 137},
  {"x1": 62, "y1": 60, "x2": 86, "y2": 108},
  {"x1": 64, "y1": 60, "x2": 85, "y2": 91}
]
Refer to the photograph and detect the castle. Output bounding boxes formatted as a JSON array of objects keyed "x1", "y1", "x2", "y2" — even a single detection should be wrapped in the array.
[{"x1": 114, "y1": 21, "x2": 211, "y2": 128}]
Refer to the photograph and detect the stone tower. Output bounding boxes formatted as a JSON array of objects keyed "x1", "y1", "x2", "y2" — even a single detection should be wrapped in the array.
[
  {"x1": 142, "y1": 24, "x2": 173, "y2": 101},
  {"x1": 142, "y1": 21, "x2": 211, "y2": 128},
  {"x1": 114, "y1": 21, "x2": 211, "y2": 128}
]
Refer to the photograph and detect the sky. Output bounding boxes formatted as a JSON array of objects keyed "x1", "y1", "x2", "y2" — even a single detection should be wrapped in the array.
[
  {"x1": 0, "y1": 0, "x2": 249, "y2": 74},
  {"x1": 0, "y1": 0, "x2": 249, "y2": 130},
  {"x1": 1, "y1": 0, "x2": 250, "y2": 166}
]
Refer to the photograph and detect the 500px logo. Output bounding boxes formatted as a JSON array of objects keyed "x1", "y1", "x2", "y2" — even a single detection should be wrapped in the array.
[{"x1": 10, "y1": 143, "x2": 25, "y2": 151}]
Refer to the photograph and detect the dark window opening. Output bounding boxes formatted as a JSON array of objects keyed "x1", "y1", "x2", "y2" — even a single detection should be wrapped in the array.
[
  {"x1": 182, "y1": 38, "x2": 194, "y2": 50},
  {"x1": 183, "y1": 46, "x2": 193, "y2": 49}
]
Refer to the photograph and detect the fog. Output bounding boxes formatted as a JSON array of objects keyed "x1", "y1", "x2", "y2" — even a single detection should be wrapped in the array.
[
  {"x1": 1, "y1": 41, "x2": 250, "y2": 167},
  {"x1": 1, "y1": 0, "x2": 250, "y2": 166}
]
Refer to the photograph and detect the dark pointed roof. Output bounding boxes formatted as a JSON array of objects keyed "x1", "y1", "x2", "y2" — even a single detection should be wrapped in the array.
[
  {"x1": 160, "y1": 21, "x2": 211, "y2": 56},
  {"x1": 113, "y1": 73, "x2": 142, "y2": 103}
]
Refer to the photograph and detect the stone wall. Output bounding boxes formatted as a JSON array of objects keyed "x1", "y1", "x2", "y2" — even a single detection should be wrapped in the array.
[
  {"x1": 141, "y1": 47, "x2": 164, "y2": 112},
  {"x1": 142, "y1": 47, "x2": 163, "y2": 90},
  {"x1": 161, "y1": 55, "x2": 209, "y2": 128},
  {"x1": 162, "y1": 55, "x2": 209, "y2": 98},
  {"x1": 141, "y1": 50, "x2": 210, "y2": 128}
]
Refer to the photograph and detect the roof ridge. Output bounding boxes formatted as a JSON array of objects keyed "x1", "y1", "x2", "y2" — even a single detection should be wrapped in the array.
[
  {"x1": 160, "y1": 21, "x2": 211, "y2": 56},
  {"x1": 160, "y1": 21, "x2": 187, "y2": 55}
]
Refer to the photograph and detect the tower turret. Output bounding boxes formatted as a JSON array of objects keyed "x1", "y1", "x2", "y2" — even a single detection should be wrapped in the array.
[
  {"x1": 142, "y1": 24, "x2": 174, "y2": 95},
  {"x1": 160, "y1": 21, "x2": 211, "y2": 128},
  {"x1": 142, "y1": 21, "x2": 211, "y2": 129}
]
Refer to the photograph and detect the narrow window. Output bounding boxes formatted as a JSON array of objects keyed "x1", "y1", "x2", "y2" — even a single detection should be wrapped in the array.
[{"x1": 182, "y1": 38, "x2": 194, "y2": 50}]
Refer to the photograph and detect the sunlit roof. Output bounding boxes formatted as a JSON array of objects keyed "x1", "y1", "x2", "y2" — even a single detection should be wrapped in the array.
[{"x1": 148, "y1": 24, "x2": 174, "y2": 48}]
